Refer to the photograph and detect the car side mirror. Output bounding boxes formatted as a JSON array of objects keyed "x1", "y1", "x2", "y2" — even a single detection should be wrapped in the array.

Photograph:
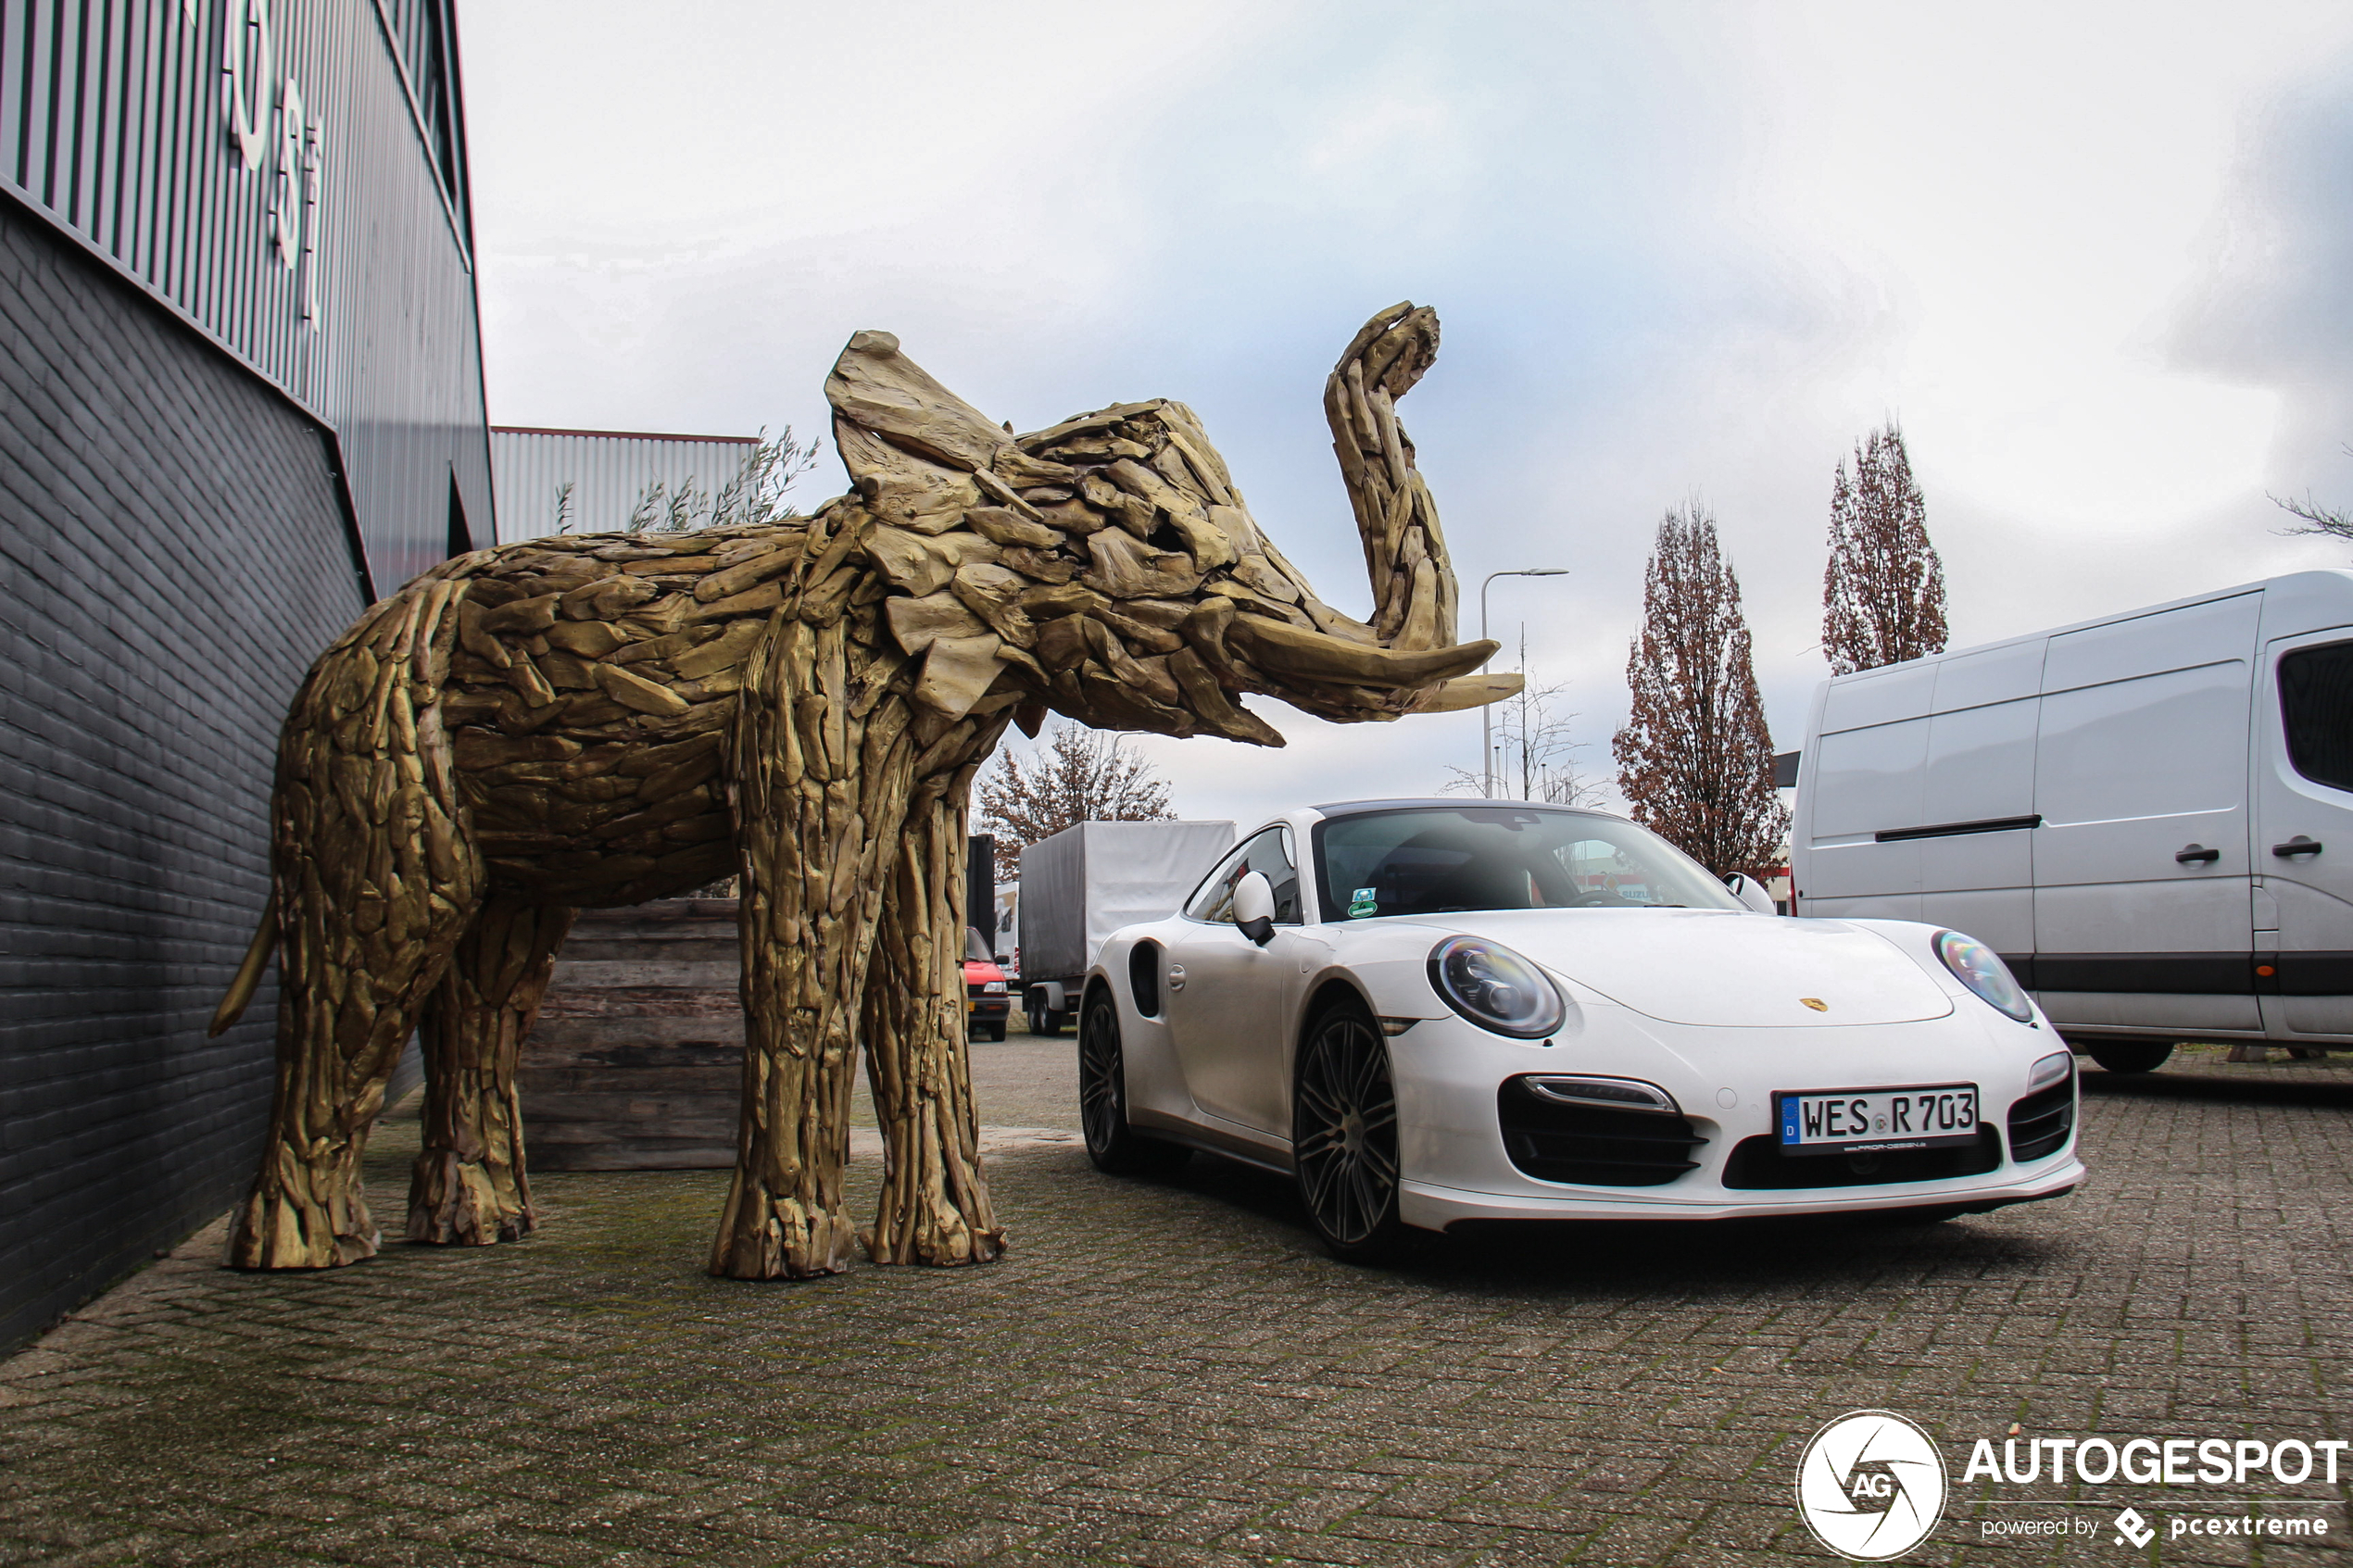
[
  {"x1": 1723, "y1": 872, "x2": 1777, "y2": 915},
  {"x1": 1232, "y1": 871, "x2": 1277, "y2": 946}
]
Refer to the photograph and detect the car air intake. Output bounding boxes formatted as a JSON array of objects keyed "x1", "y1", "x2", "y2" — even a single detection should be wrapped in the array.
[
  {"x1": 1127, "y1": 941, "x2": 1162, "y2": 1019},
  {"x1": 2005, "y1": 1081, "x2": 2075, "y2": 1163},
  {"x1": 1720, "y1": 1128, "x2": 2002, "y2": 1189},
  {"x1": 1496, "y1": 1077, "x2": 1705, "y2": 1187}
]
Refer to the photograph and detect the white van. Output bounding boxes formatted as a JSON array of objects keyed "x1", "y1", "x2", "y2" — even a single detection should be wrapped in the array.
[{"x1": 1791, "y1": 571, "x2": 2353, "y2": 1073}]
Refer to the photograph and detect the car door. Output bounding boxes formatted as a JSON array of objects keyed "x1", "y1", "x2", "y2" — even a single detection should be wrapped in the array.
[
  {"x1": 2254, "y1": 632, "x2": 2353, "y2": 1040},
  {"x1": 1163, "y1": 826, "x2": 1306, "y2": 1137}
]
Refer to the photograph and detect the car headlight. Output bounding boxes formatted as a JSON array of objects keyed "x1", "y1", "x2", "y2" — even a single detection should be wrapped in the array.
[
  {"x1": 1933, "y1": 930, "x2": 2035, "y2": 1022},
  {"x1": 982, "y1": 981, "x2": 1006, "y2": 994},
  {"x1": 1428, "y1": 935, "x2": 1566, "y2": 1039}
]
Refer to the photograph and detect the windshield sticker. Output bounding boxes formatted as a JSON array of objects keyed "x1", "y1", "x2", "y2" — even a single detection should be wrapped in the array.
[{"x1": 1349, "y1": 888, "x2": 1378, "y2": 918}]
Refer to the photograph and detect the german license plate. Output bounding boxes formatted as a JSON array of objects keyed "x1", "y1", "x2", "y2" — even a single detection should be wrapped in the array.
[{"x1": 1775, "y1": 1084, "x2": 1979, "y2": 1156}]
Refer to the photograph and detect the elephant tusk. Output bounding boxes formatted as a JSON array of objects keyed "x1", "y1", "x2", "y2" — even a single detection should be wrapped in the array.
[
  {"x1": 1407, "y1": 671, "x2": 1524, "y2": 713},
  {"x1": 1227, "y1": 613, "x2": 1496, "y2": 690}
]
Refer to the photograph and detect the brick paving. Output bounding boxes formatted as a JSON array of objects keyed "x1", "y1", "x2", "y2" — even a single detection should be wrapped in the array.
[{"x1": 1, "y1": 1045, "x2": 2348, "y2": 1567}]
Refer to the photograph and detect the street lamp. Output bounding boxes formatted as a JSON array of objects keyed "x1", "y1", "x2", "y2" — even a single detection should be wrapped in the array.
[{"x1": 1479, "y1": 568, "x2": 1569, "y2": 797}]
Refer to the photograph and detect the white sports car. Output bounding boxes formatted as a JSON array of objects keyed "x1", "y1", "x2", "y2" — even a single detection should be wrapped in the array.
[{"x1": 1077, "y1": 799, "x2": 2084, "y2": 1259}]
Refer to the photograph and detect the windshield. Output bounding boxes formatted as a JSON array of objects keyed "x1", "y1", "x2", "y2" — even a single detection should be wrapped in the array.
[{"x1": 1311, "y1": 806, "x2": 1744, "y2": 921}]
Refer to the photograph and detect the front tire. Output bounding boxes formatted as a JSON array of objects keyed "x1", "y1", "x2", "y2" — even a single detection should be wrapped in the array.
[
  {"x1": 1078, "y1": 988, "x2": 1189, "y2": 1176},
  {"x1": 2085, "y1": 1042, "x2": 2173, "y2": 1073},
  {"x1": 1292, "y1": 999, "x2": 1409, "y2": 1262}
]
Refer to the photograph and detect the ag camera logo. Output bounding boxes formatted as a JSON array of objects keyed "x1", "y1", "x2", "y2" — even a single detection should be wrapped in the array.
[{"x1": 1795, "y1": 1411, "x2": 1948, "y2": 1561}]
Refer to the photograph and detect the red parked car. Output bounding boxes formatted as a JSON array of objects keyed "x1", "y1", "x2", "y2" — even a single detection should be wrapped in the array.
[{"x1": 963, "y1": 927, "x2": 1010, "y2": 1042}]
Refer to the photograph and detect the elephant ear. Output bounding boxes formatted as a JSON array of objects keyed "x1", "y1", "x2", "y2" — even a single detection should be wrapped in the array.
[
  {"x1": 827, "y1": 329, "x2": 1011, "y2": 473},
  {"x1": 827, "y1": 330, "x2": 1023, "y2": 721}
]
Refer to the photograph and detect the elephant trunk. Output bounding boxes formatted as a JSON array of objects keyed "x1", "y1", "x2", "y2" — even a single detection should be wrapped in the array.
[{"x1": 1326, "y1": 302, "x2": 1459, "y2": 654}]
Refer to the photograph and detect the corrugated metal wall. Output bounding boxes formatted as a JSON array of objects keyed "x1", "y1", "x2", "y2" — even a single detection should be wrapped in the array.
[
  {"x1": 490, "y1": 426, "x2": 757, "y2": 544},
  {"x1": 0, "y1": 0, "x2": 494, "y2": 596}
]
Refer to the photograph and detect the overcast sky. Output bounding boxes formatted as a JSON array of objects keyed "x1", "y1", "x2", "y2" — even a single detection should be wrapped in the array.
[{"x1": 460, "y1": 1, "x2": 2353, "y2": 830}]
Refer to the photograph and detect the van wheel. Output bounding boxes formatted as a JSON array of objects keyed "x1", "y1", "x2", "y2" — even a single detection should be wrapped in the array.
[
  {"x1": 1293, "y1": 999, "x2": 1409, "y2": 1263},
  {"x1": 1077, "y1": 989, "x2": 1189, "y2": 1177},
  {"x1": 2085, "y1": 1042, "x2": 2173, "y2": 1073}
]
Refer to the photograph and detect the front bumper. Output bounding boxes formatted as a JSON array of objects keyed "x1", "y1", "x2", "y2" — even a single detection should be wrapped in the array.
[
  {"x1": 1382, "y1": 1003, "x2": 2085, "y2": 1230},
  {"x1": 1399, "y1": 1154, "x2": 2082, "y2": 1228}
]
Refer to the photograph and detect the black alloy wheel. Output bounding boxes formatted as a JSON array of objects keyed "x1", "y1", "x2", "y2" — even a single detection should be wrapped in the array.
[
  {"x1": 1078, "y1": 987, "x2": 1189, "y2": 1176},
  {"x1": 1292, "y1": 1000, "x2": 1409, "y2": 1261}
]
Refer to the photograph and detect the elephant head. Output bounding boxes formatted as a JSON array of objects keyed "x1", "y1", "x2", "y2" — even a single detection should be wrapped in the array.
[{"x1": 829, "y1": 303, "x2": 1522, "y2": 743}]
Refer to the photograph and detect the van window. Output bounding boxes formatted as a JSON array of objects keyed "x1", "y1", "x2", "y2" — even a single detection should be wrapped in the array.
[
  {"x1": 2280, "y1": 641, "x2": 2353, "y2": 793},
  {"x1": 1182, "y1": 829, "x2": 1302, "y2": 924}
]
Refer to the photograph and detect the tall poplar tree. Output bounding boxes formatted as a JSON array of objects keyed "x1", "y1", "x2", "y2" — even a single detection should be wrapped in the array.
[
  {"x1": 1612, "y1": 504, "x2": 1788, "y2": 879},
  {"x1": 1822, "y1": 423, "x2": 1948, "y2": 674}
]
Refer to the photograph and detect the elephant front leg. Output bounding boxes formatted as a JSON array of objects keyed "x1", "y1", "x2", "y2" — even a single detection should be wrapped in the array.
[
  {"x1": 863, "y1": 793, "x2": 1003, "y2": 1267},
  {"x1": 407, "y1": 897, "x2": 574, "y2": 1246},
  {"x1": 708, "y1": 897, "x2": 864, "y2": 1279}
]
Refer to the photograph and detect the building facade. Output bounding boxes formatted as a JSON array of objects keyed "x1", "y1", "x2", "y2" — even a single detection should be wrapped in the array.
[
  {"x1": 489, "y1": 426, "x2": 758, "y2": 544},
  {"x1": 0, "y1": 0, "x2": 492, "y2": 1348}
]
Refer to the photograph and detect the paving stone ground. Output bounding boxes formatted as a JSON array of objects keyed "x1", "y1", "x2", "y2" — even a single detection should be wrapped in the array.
[{"x1": 2, "y1": 1040, "x2": 2349, "y2": 1568}]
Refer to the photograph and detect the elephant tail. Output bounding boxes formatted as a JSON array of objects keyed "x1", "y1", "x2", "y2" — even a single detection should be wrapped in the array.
[{"x1": 208, "y1": 890, "x2": 280, "y2": 1037}]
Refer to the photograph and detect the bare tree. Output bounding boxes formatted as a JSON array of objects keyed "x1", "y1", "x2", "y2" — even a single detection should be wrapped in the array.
[
  {"x1": 1823, "y1": 423, "x2": 1948, "y2": 675},
  {"x1": 1613, "y1": 503, "x2": 1788, "y2": 879},
  {"x1": 975, "y1": 723, "x2": 1176, "y2": 879},
  {"x1": 2271, "y1": 444, "x2": 2353, "y2": 542},
  {"x1": 1441, "y1": 633, "x2": 1604, "y2": 807}
]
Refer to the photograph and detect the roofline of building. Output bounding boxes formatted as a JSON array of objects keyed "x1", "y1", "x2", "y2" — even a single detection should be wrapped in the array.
[{"x1": 491, "y1": 425, "x2": 759, "y2": 445}]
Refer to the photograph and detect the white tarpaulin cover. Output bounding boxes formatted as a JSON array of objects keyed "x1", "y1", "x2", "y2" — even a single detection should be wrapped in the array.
[{"x1": 1018, "y1": 821, "x2": 1238, "y2": 981}]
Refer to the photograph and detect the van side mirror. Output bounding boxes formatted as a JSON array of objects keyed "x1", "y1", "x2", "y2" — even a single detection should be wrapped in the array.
[
  {"x1": 1724, "y1": 872, "x2": 1778, "y2": 915},
  {"x1": 1232, "y1": 871, "x2": 1277, "y2": 946}
]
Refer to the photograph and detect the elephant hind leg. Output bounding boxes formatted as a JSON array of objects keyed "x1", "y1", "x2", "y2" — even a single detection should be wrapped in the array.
[
  {"x1": 407, "y1": 897, "x2": 575, "y2": 1246},
  {"x1": 225, "y1": 580, "x2": 483, "y2": 1271}
]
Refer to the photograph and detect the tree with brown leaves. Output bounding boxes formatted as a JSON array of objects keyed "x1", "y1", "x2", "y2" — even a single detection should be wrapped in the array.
[
  {"x1": 976, "y1": 724, "x2": 1175, "y2": 880},
  {"x1": 1823, "y1": 423, "x2": 1947, "y2": 675},
  {"x1": 1613, "y1": 504, "x2": 1788, "y2": 879}
]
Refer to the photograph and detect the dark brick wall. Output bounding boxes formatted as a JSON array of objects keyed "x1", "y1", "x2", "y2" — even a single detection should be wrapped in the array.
[{"x1": 0, "y1": 196, "x2": 369, "y2": 1351}]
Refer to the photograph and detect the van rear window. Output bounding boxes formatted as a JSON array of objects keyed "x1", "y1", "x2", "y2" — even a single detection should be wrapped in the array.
[{"x1": 2279, "y1": 641, "x2": 2353, "y2": 792}]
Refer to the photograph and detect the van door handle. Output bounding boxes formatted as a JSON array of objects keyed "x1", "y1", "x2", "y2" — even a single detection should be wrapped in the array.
[
  {"x1": 2175, "y1": 845, "x2": 2221, "y2": 864},
  {"x1": 1165, "y1": 965, "x2": 1186, "y2": 991},
  {"x1": 2271, "y1": 836, "x2": 2323, "y2": 858}
]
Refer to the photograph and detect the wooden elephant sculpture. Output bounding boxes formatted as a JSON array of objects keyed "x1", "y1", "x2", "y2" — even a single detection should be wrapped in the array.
[{"x1": 210, "y1": 302, "x2": 1518, "y2": 1279}]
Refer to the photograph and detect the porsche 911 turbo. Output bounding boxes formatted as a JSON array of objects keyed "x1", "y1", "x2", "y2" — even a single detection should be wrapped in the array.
[{"x1": 1076, "y1": 798, "x2": 2083, "y2": 1259}]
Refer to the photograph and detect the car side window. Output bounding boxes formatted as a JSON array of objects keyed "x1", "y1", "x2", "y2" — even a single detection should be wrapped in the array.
[
  {"x1": 2280, "y1": 640, "x2": 2353, "y2": 793},
  {"x1": 1182, "y1": 828, "x2": 1302, "y2": 924}
]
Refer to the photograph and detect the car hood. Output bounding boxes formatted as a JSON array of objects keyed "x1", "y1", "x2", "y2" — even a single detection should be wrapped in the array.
[{"x1": 1409, "y1": 909, "x2": 1955, "y2": 1027}]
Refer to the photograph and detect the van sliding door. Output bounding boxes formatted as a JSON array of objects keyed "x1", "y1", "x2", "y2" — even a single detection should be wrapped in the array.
[
  {"x1": 1798, "y1": 642, "x2": 2040, "y2": 951},
  {"x1": 2030, "y1": 594, "x2": 2261, "y2": 1036}
]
